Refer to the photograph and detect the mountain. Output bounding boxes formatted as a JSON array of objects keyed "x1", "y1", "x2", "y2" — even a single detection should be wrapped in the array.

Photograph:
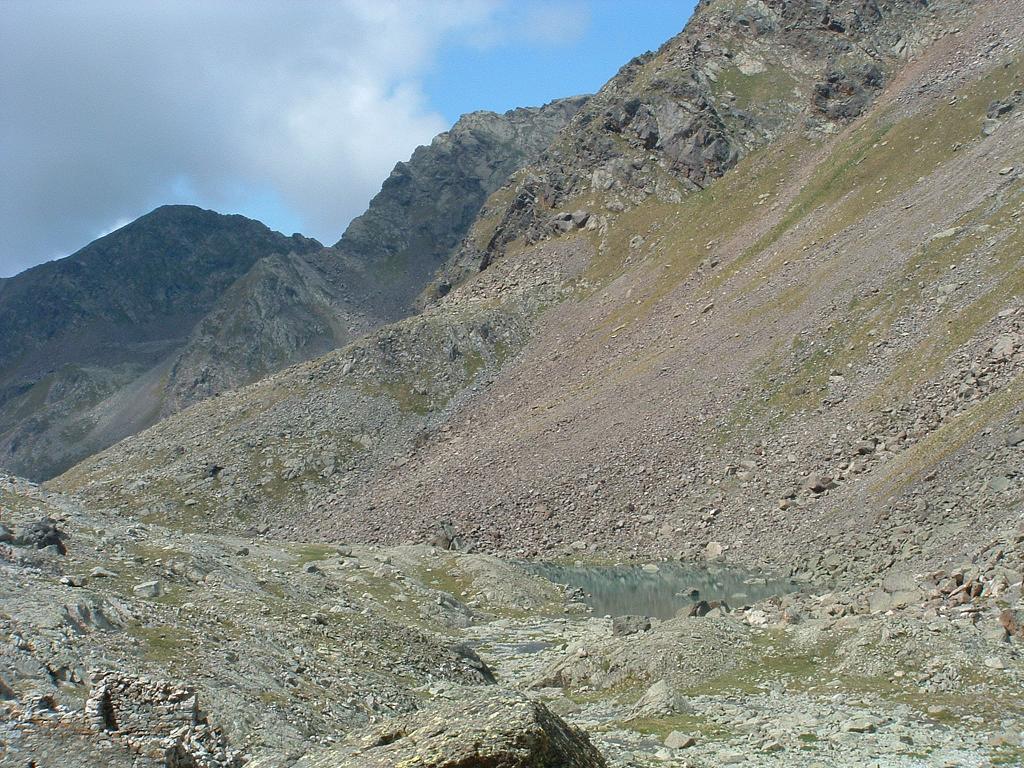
[
  {"x1": 57, "y1": 0, "x2": 1024, "y2": 580},
  {"x1": 333, "y1": 99, "x2": 590, "y2": 311},
  {"x1": 0, "y1": 206, "x2": 321, "y2": 479},
  {"x1": 161, "y1": 97, "x2": 587, "y2": 412},
  {"x1": 6, "y1": 1, "x2": 1024, "y2": 767},
  {"x1": 0, "y1": 98, "x2": 585, "y2": 480}
]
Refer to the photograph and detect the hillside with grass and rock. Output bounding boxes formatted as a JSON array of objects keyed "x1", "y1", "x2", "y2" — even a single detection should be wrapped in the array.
[{"x1": 2, "y1": 0, "x2": 1024, "y2": 766}]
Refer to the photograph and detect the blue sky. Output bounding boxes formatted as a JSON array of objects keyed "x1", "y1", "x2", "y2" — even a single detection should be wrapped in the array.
[
  {"x1": 1, "y1": 1, "x2": 696, "y2": 277},
  {"x1": 426, "y1": 1, "x2": 694, "y2": 122}
]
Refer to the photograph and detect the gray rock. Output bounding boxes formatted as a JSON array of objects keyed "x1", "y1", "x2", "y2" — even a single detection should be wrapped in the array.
[
  {"x1": 12, "y1": 517, "x2": 66, "y2": 554},
  {"x1": 686, "y1": 599, "x2": 730, "y2": 618},
  {"x1": 841, "y1": 716, "x2": 883, "y2": 733},
  {"x1": 133, "y1": 580, "x2": 163, "y2": 598},
  {"x1": 803, "y1": 473, "x2": 837, "y2": 494},
  {"x1": 629, "y1": 679, "x2": 689, "y2": 719},
  {"x1": 611, "y1": 615, "x2": 651, "y2": 637},
  {"x1": 296, "y1": 689, "x2": 606, "y2": 767},
  {"x1": 1000, "y1": 609, "x2": 1024, "y2": 639},
  {"x1": 664, "y1": 731, "x2": 696, "y2": 749},
  {"x1": 1005, "y1": 429, "x2": 1024, "y2": 447}
]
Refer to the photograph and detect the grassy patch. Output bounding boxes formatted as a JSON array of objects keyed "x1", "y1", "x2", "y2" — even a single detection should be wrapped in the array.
[
  {"x1": 127, "y1": 624, "x2": 195, "y2": 664},
  {"x1": 418, "y1": 560, "x2": 475, "y2": 599},
  {"x1": 748, "y1": 57, "x2": 1022, "y2": 259},
  {"x1": 621, "y1": 712, "x2": 733, "y2": 742},
  {"x1": 290, "y1": 543, "x2": 340, "y2": 565},
  {"x1": 713, "y1": 64, "x2": 798, "y2": 110},
  {"x1": 361, "y1": 376, "x2": 434, "y2": 415}
]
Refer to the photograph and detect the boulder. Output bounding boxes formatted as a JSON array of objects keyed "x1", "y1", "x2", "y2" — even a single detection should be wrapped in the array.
[
  {"x1": 430, "y1": 521, "x2": 468, "y2": 552},
  {"x1": 12, "y1": 517, "x2": 67, "y2": 554},
  {"x1": 686, "y1": 600, "x2": 729, "y2": 618},
  {"x1": 296, "y1": 690, "x2": 606, "y2": 767},
  {"x1": 664, "y1": 731, "x2": 697, "y2": 749},
  {"x1": 841, "y1": 716, "x2": 882, "y2": 733},
  {"x1": 704, "y1": 541, "x2": 725, "y2": 561},
  {"x1": 990, "y1": 333, "x2": 1018, "y2": 361},
  {"x1": 62, "y1": 601, "x2": 123, "y2": 632},
  {"x1": 133, "y1": 580, "x2": 163, "y2": 598},
  {"x1": 803, "y1": 473, "x2": 836, "y2": 494},
  {"x1": 999, "y1": 609, "x2": 1024, "y2": 639},
  {"x1": 629, "y1": 679, "x2": 689, "y2": 719},
  {"x1": 611, "y1": 615, "x2": 651, "y2": 637}
]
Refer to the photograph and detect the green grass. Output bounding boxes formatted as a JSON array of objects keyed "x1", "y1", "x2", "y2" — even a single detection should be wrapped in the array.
[
  {"x1": 361, "y1": 376, "x2": 434, "y2": 415},
  {"x1": 127, "y1": 624, "x2": 195, "y2": 664},
  {"x1": 621, "y1": 712, "x2": 733, "y2": 742},
  {"x1": 290, "y1": 543, "x2": 340, "y2": 565},
  {"x1": 713, "y1": 63, "x2": 798, "y2": 109},
  {"x1": 748, "y1": 57, "x2": 1022, "y2": 259}
]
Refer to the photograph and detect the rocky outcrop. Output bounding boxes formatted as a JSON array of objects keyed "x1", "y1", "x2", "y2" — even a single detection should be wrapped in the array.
[
  {"x1": 0, "y1": 672, "x2": 243, "y2": 768},
  {"x1": 335, "y1": 97, "x2": 588, "y2": 312},
  {"x1": 84, "y1": 672, "x2": 244, "y2": 768},
  {"x1": 296, "y1": 690, "x2": 606, "y2": 768}
]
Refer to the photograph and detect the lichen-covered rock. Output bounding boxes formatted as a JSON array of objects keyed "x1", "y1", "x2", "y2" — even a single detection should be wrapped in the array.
[{"x1": 296, "y1": 690, "x2": 606, "y2": 768}]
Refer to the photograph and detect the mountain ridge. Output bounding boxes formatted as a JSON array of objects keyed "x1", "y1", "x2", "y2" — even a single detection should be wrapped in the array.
[{"x1": 0, "y1": 98, "x2": 585, "y2": 480}]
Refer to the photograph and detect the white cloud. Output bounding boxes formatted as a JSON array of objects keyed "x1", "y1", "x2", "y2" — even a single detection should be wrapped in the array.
[
  {"x1": 462, "y1": 0, "x2": 589, "y2": 49},
  {"x1": 0, "y1": 0, "x2": 510, "y2": 275}
]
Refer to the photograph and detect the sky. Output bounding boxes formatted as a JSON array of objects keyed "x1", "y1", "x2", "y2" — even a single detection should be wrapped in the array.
[{"x1": 0, "y1": 0, "x2": 695, "y2": 278}]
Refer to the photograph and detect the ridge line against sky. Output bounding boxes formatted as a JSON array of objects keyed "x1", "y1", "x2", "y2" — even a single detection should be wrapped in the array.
[{"x1": 0, "y1": 0, "x2": 695, "y2": 277}]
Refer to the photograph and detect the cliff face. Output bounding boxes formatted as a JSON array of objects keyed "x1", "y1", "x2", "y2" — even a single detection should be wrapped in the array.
[
  {"x1": 0, "y1": 100, "x2": 584, "y2": 480},
  {"x1": 335, "y1": 98, "x2": 589, "y2": 311}
]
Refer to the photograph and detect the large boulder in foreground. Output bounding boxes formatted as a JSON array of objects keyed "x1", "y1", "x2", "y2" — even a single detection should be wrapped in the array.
[{"x1": 295, "y1": 689, "x2": 606, "y2": 768}]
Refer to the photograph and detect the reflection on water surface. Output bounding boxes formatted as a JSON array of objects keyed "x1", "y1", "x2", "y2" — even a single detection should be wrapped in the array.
[{"x1": 528, "y1": 562, "x2": 797, "y2": 619}]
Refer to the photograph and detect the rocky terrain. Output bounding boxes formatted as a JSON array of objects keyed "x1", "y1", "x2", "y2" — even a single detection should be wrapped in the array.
[
  {"x1": 1, "y1": 475, "x2": 1021, "y2": 767},
  {"x1": 3, "y1": 0, "x2": 1024, "y2": 765},
  {"x1": 0, "y1": 99, "x2": 583, "y2": 482}
]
